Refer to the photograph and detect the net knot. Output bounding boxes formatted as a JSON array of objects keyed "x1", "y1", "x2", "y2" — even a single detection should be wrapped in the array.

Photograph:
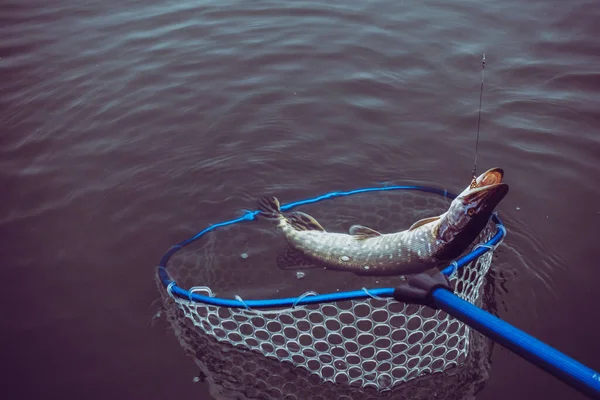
[
  {"x1": 292, "y1": 291, "x2": 318, "y2": 308},
  {"x1": 241, "y1": 210, "x2": 259, "y2": 221},
  {"x1": 496, "y1": 223, "x2": 507, "y2": 238},
  {"x1": 473, "y1": 242, "x2": 499, "y2": 253},
  {"x1": 234, "y1": 295, "x2": 251, "y2": 309},
  {"x1": 447, "y1": 261, "x2": 460, "y2": 279},
  {"x1": 361, "y1": 287, "x2": 386, "y2": 301},
  {"x1": 188, "y1": 286, "x2": 213, "y2": 302},
  {"x1": 166, "y1": 281, "x2": 177, "y2": 298}
]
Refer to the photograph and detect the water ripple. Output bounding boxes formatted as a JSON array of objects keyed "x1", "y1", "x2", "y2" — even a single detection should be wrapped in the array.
[{"x1": 2, "y1": 0, "x2": 600, "y2": 398}]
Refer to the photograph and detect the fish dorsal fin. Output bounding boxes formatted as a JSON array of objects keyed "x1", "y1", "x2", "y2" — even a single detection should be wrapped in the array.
[
  {"x1": 287, "y1": 211, "x2": 326, "y2": 232},
  {"x1": 408, "y1": 216, "x2": 440, "y2": 231},
  {"x1": 349, "y1": 225, "x2": 382, "y2": 240}
]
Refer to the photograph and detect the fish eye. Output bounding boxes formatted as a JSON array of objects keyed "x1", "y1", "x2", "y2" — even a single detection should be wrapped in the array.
[{"x1": 467, "y1": 208, "x2": 476, "y2": 216}]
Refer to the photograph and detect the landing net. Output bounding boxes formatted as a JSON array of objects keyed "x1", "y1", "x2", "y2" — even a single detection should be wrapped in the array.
[{"x1": 157, "y1": 185, "x2": 505, "y2": 391}]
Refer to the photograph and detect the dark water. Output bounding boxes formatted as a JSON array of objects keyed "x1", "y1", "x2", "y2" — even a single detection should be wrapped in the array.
[{"x1": 2, "y1": 0, "x2": 600, "y2": 399}]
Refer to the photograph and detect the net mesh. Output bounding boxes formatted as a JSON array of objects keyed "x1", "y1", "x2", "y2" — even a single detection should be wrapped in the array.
[
  {"x1": 159, "y1": 284, "x2": 495, "y2": 400},
  {"x1": 161, "y1": 189, "x2": 497, "y2": 392}
]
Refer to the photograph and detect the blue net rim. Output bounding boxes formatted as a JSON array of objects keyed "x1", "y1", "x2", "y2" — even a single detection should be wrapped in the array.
[{"x1": 157, "y1": 185, "x2": 506, "y2": 309}]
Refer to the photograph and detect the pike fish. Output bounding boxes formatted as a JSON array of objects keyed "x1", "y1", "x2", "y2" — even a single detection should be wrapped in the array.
[{"x1": 258, "y1": 167, "x2": 508, "y2": 276}]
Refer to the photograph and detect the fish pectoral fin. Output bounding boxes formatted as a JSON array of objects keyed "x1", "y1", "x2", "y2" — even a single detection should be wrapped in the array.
[
  {"x1": 408, "y1": 216, "x2": 440, "y2": 231},
  {"x1": 276, "y1": 246, "x2": 322, "y2": 270},
  {"x1": 287, "y1": 211, "x2": 326, "y2": 232},
  {"x1": 349, "y1": 225, "x2": 382, "y2": 240}
]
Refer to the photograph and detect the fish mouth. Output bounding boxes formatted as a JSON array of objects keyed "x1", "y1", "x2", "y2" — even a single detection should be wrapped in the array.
[
  {"x1": 436, "y1": 168, "x2": 508, "y2": 260},
  {"x1": 473, "y1": 167, "x2": 504, "y2": 187},
  {"x1": 464, "y1": 182, "x2": 509, "y2": 204},
  {"x1": 463, "y1": 168, "x2": 508, "y2": 205}
]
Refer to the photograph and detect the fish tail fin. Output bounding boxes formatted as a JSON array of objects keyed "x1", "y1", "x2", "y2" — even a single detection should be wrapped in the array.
[{"x1": 257, "y1": 196, "x2": 282, "y2": 219}]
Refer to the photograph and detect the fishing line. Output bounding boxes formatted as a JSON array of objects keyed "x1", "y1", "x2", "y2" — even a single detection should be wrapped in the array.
[{"x1": 470, "y1": 53, "x2": 486, "y2": 188}]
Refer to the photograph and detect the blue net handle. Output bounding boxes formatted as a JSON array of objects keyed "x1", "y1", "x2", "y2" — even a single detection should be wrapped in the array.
[{"x1": 157, "y1": 185, "x2": 506, "y2": 309}]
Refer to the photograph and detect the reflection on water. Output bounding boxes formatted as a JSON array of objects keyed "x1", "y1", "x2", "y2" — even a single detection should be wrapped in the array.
[{"x1": 2, "y1": 0, "x2": 600, "y2": 399}]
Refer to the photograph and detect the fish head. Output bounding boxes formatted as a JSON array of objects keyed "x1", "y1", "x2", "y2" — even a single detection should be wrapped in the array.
[{"x1": 435, "y1": 168, "x2": 508, "y2": 260}]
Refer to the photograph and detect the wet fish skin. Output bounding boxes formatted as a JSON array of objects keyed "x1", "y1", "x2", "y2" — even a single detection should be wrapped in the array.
[{"x1": 259, "y1": 167, "x2": 508, "y2": 276}]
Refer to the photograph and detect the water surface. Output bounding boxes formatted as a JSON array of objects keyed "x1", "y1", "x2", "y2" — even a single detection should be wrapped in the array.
[{"x1": 2, "y1": 0, "x2": 600, "y2": 399}]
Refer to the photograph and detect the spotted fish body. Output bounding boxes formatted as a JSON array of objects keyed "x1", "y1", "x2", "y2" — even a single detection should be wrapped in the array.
[
  {"x1": 271, "y1": 216, "x2": 444, "y2": 275},
  {"x1": 259, "y1": 168, "x2": 509, "y2": 276}
]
